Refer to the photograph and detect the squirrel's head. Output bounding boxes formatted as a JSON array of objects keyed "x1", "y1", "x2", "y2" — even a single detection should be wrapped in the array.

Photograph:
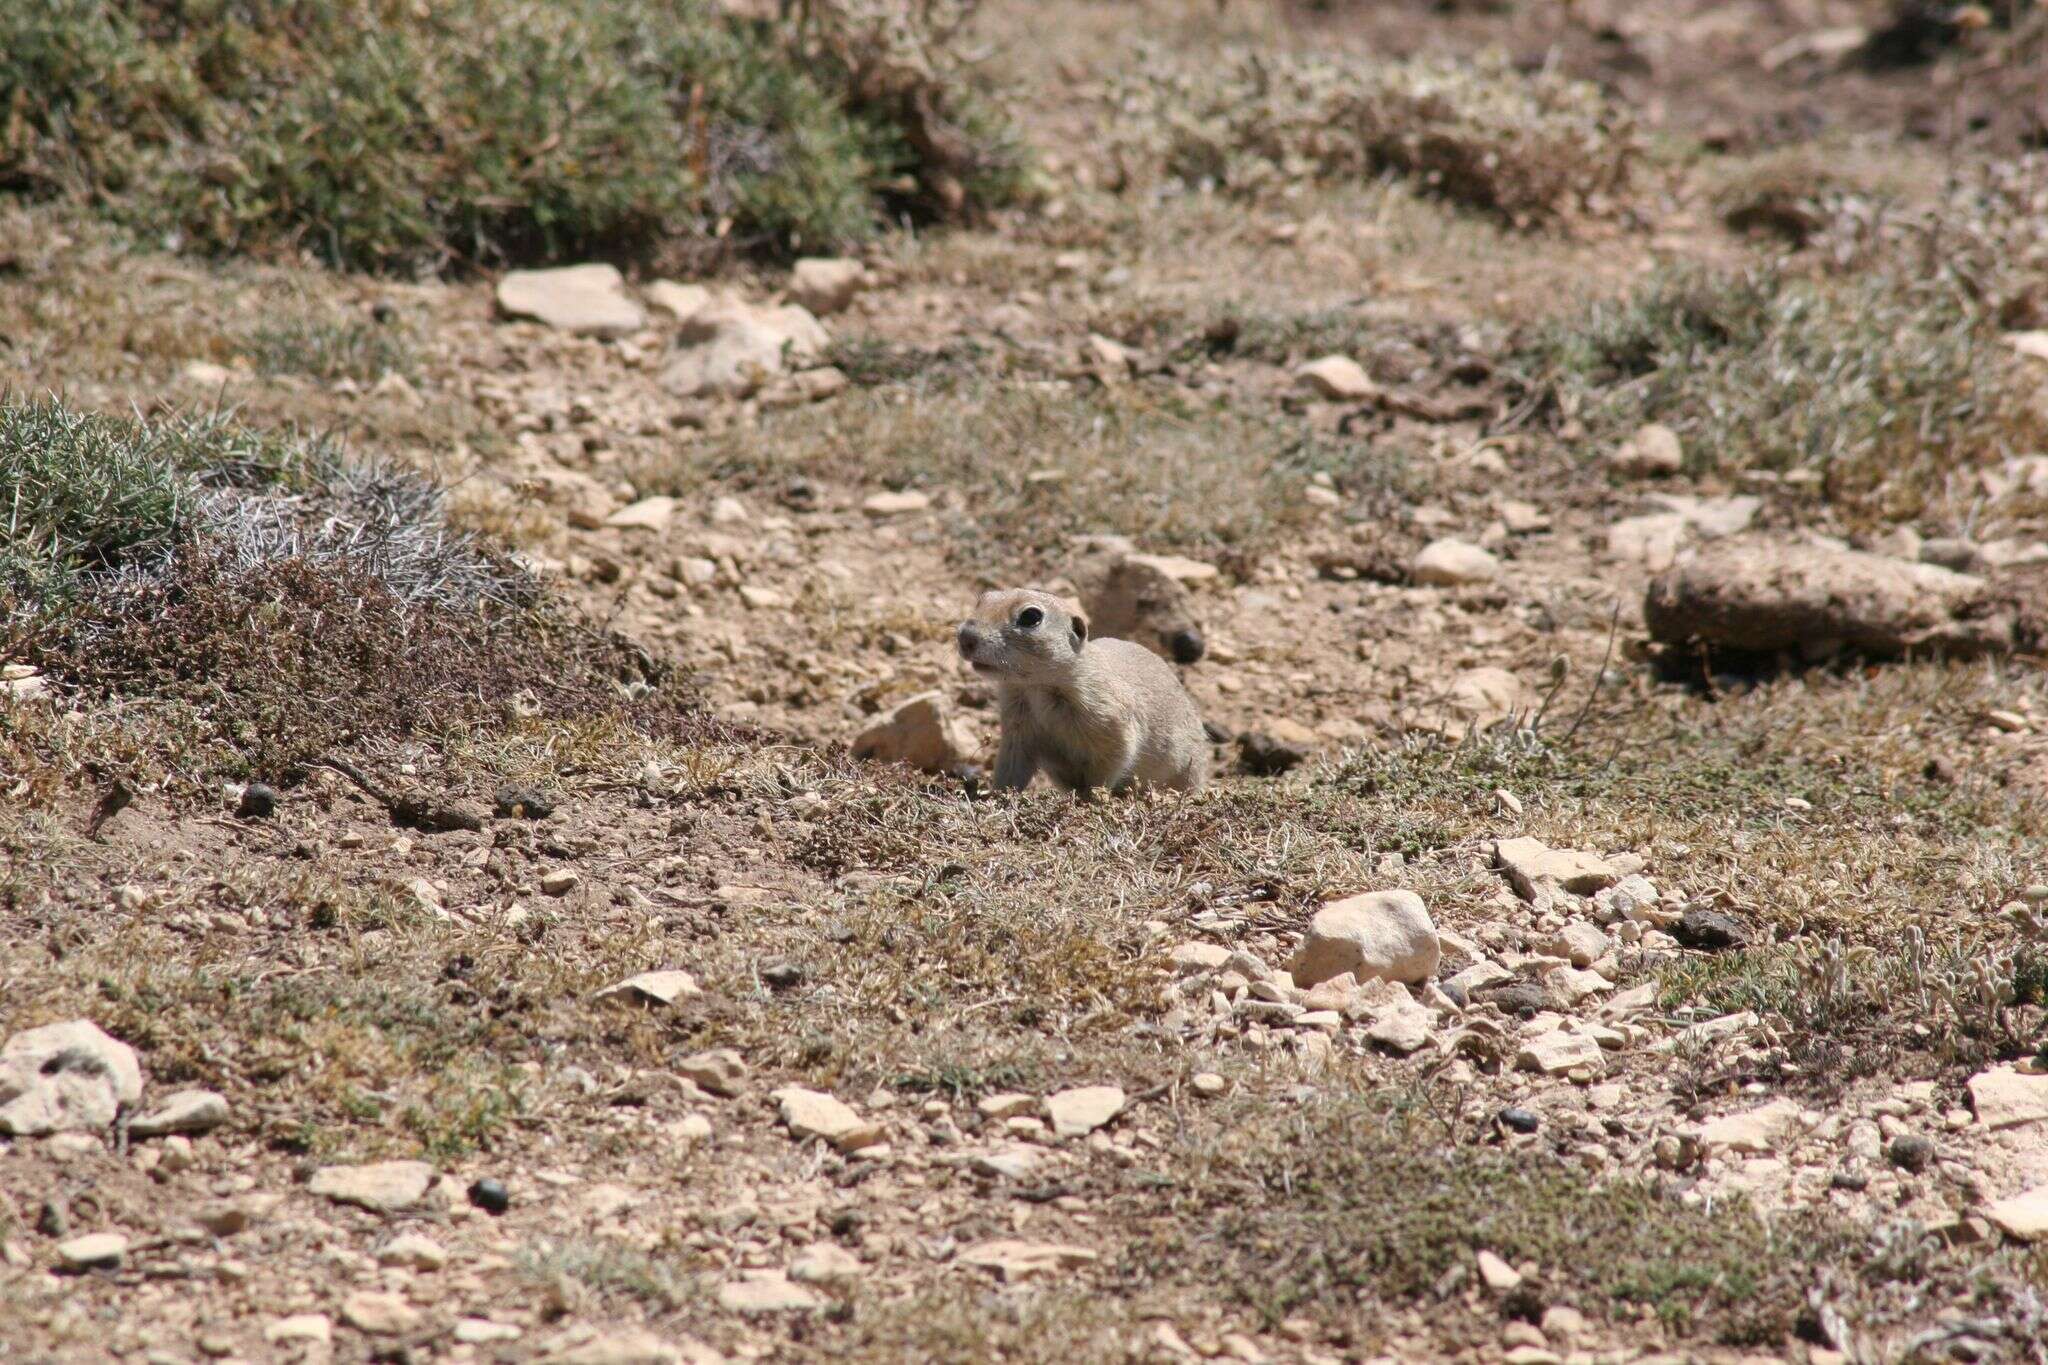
[{"x1": 956, "y1": 588, "x2": 1087, "y2": 683}]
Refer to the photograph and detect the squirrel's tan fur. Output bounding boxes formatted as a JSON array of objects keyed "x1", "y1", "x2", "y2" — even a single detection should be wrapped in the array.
[{"x1": 957, "y1": 588, "x2": 1208, "y2": 794}]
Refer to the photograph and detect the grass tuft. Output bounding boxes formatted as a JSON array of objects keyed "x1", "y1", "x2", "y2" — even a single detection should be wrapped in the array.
[
  {"x1": 1105, "y1": 47, "x2": 1636, "y2": 224},
  {"x1": 1520, "y1": 262, "x2": 2048, "y2": 523}
]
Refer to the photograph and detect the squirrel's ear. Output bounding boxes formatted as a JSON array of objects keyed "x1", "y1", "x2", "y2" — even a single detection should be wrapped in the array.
[{"x1": 1071, "y1": 614, "x2": 1088, "y2": 645}]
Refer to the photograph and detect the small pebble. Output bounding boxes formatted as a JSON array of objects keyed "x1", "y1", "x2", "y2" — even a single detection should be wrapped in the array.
[
  {"x1": 467, "y1": 1178, "x2": 510, "y2": 1215},
  {"x1": 1498, "y1": 1107, "x2": 1541, "y2": 1134},
  {"x1": 235, "y1": 783, "x2": 278, "y2": 820},
  {"x1": 1889, "y1": 1134, "x2": 1936, "y2": 1174},
  {"x1": 493, "y1": 786, "x2": 555, "y2": 820}
]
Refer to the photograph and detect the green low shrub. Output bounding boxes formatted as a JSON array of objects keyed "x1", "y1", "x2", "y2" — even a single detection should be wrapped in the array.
[{"x1": 0, "y1": 0, "x2": 1024, "y2": 272}]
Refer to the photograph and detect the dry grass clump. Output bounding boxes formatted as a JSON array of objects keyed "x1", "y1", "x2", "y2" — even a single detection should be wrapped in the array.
[
  {"x1": 3, "y1": 396, "x2": 736, "y2": 785},
  {"x1": 1659, "y1": 909, "x2": 2048, "y2": 1081},
  {"x1": 1103, "y1": 47, "x2": 1637, "y2": 225},
  {"x1": 244, "y1": 315, "x2": 414, "y2": 383},
  {"x1": 790, "y1": 0, "x2": 1034, "y2": 222},
  {"x1": 1519, "y1": 260, "x2": 2048, "y2": 524},
  {"x1": 39, "y1": 548, "x2": 716, "y2": 782},
  {"x1": 1123, "y1": 1091, "x2": 2048, "y2": 1349},
  {"x1": 639, "y1": 378, "x2": 1419, "y2": 565},
  {"x1": 1, "y1": 398, "x2": 516, "y2": 634}
]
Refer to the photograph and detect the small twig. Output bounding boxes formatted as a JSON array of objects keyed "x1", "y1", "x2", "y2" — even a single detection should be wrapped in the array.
[
  {"x1": 1529, "y1": 655, "x2": 1571, "y2": 733},
  {"x1": 313, "y1": 753, "x2": 484, "y2": 833},
  {"x1": 1562, "y1": 602, "x2": 1623, "y2": 747}
]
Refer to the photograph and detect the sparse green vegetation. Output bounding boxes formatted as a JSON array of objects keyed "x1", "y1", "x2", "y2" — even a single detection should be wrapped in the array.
[{"x1": 0, "y1": 397, "x2": 499, "y2": 633}]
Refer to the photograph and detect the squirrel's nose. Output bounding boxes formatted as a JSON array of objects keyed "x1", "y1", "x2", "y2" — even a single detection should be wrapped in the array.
[{"x1": 957, "y1": 623, "x2": 982, "y2": 658}]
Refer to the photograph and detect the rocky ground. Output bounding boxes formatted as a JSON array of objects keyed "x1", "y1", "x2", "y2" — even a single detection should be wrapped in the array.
[{"x1": 5, "y1": 1, "x2": 2048, "y2": 1362}]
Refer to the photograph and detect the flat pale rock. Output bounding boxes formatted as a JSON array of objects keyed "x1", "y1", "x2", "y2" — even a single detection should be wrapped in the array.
[
  {"x1": 1543, "y1": 923, "x2": 1609, "y2": 968},
  {"x1": 377, "y1": 1232, "x2": 448, "y2": 1270},
  {"x1": 773, "y1": 1086, "x2": 883, "y2": 1152},
  {"x1": 1968, "y1": 1065, "x2": 2048, "y2": 1130},
  {"x1": 595, "y1": 970, "x2": 701, "y2": 1008},
  {"x1": 718, "y1": 1270, "x2": 822, "y2": 1313},
  {"x1": 861, "y1": 490, "x2": 931, "y2": 516},
  {"x1": 340, "y1": 1291, "x2": 421, "y2": 1335},
  {"x1": 789, "y1": 1242, "x2": 864, "y2": 1283},
  {"x1": 1298, "y1": 355, "x2": 1375, "y2": 401},
  {"x1": 977, "y1": 1092, "x2": 1037, "y2": 1119},
  {"x1": 1445, "y1": 960, "x2": 1513, "y2": 996},
  {"x1": 549, "y1": 1331, "x2": 724, "y2": 1365},
  {"x1": 1476, "y1": 1249, "x2": 1523, "y2": 1292},
  {"x1": 496, "y1": 264, "x2": 645, "y2": 338},
  {"x1": 1494, "y1": 837, "x2": 1618, "y2": 898},
  {"x1": 1549, "y1": 967, "x2": 1614, "y2": 1004},
  {"x1": 308, "y1": 1160, "x2": 435, "y2": 1212},
  {"x1": 56, "y1": 1233, "x2": 127, "y2": 1269},
  {"x1": 1985, "y1": 1186, "x2": 2048, "y2": 1241},
  {"x1": 1124, "y1": 552, "x2": 1219, "y2": 583},
  {"x1": 677, "y1": 1048, "x2": 746, "y2": 1096},
  {"x1": 455, "y1": 1318, "x2": 523, "y2": 1344},
  {"x1": 606, "y1": 496, "x2": 677, "y2": 531},
  {"x1": 1699, "y1": 1097, "x2": 1814, "y2": 1155},
  {"x1": 1169, "y1": 941, "x2": 1231, "y2": 974},
  {"x1": 1289, "y1": 890, "x2": 1439, "y2": 988},
  {"x1": 967, "y1": 1144, "x2": 1048, "y2": 1180},
  {"x1": 646, "y1": 280, "x2": 711, "y2": 322},
  {"x1": 789, "y1": 258, "x2": 866, "y2": 316},
  {"x1": 0, "y1": 1019, "x2": 143, "y2": 1136},
  {"x1": 958, "y1": 1238, "x2": 1099, "y2": 1282},
  {"x1": 1645, "y1": 537, "x2": 2016, "y2": 659},
  {"x1": 1608, "y1": 422, "x2": 1684, "y2": 477},
  {"x1": 1607, "y1": 513, "x2": 1689, "y2": 572},
  {"x1": 2006, "y1": 331, "x2": 2048, "y2": 364},
  {"x1": 1498, "y1": 498, "x2": 1550, "y2": 533},
  {"x1": 1045, "y1": 1085, "x2": 1125, "y2": 1138},
  {"x1": 130, "y1": 1089, "x2": 230, "y2": 1137},
  {"x1": 850, "y1": 691, "x2": 973, "y2": 775},
  {"x1": 181, "y1": 359, "x2": 236, "y2": 387},
  {"x1": 1445, "y1": 666, "x2": 1529, "y2": 729},
  {"x1": 1412, "y1": 538, "x2": 1498, "y2": 587},
  {"x1": 1365, "y1": 1001, "x2": 1435, "y2": 1054},
  {"x1": 1646, "y1": 492, "x2": 1761, "y2": 540},
  {"x1": 1515, "y1": 1031, "x2": 1603, "y2": 1075},
  {"x1": 266, "y1": 1314, "x2": 334, "y2": 1345}
]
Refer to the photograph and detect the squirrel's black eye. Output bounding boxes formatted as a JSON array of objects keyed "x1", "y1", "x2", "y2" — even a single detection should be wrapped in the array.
[{"x1": 1015, "y1": 607, "x2": 1044, "y2": 629}]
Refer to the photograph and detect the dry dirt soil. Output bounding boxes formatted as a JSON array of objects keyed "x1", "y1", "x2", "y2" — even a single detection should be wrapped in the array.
[{"x1": 5, "y1": 2, "x2": 2048, "y2": 1364}]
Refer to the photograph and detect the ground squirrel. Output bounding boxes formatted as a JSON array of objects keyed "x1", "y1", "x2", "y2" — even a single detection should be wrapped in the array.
[
  {"x1": 957, "y1": 588, "x2": 1209, "y2": 794},
  {"x1": 1073, "y1": 545, "x2": 1207, "y2": 665}
]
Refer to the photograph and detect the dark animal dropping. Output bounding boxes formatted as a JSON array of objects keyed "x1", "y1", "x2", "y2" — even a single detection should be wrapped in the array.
[{"x1": 467, "y1": 1178, "x2": 510, "y2": 1215}]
